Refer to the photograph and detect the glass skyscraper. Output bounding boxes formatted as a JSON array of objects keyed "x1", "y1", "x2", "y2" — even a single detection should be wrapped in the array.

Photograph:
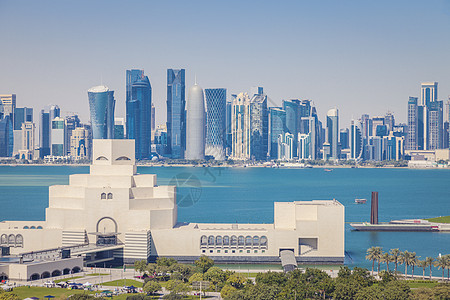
[
  {"x1": 205, "y1": 88, "x2": 226, "y2": 160},
  {"x1": 268, "y1": 107, "x2": 286, "y2": 159},
  {"x1": 326, "y1": 108, "x2": 339, "y2": 160},
  {"x1": 0, "y1": 115, "x2": 13, "y2": 157},
  {"x1": 166, "y1": 69, "x2": 186, "y2": 159},
  {"x1": 126, "y1": 70, "x2": 152, "y2": 160},
  {"x1": 88, "y1": 86, "x2": 115, "y2": 140}
]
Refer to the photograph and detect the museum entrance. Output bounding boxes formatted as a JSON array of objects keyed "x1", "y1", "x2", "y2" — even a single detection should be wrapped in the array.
[{"x1": 92, "y1": 217, "x2": 120, "y2": 246}]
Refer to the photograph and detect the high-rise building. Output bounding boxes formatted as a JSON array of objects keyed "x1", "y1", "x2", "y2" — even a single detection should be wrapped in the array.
[
  {"x1": 250, "y1": 86, "x2": 263, "y2": 97},
  {"x1": 166, "y1": 69, "x2": 186, "y2": 159},
  {"x1": 114, "y1": 118, "x2": 125, "y2": 139},
  {"x1": 350, "y1": 120, "x2": 363, "y2": 160},
  {"x1": 12, "y1": 107, "x2": 33, "y2": 155},
  {"x1": 0, "y1": 94, "x2": 16, "y2": 121},
  {"x1": 205, "y1": 88, "x2": 226, "y2": 160},
  {"x1": 64, "y1": 114, "x2": 80, "y2": 155},
  {"x1": 298, "y1": 133, "x2": 311, "y2": 160},
  {"x1": 249, "y1": 94, "x2": 268, "y2": 160},
  {"x1": 326, "y1": 108, "x2": 339, "y2": 160},
  {"x1": 13, "y1": 107, "x2": 33, "y2": 130},
  {"x1": 70, "y1": 127, "x2": 90, "y2": 159},
  {"x1": 231, "y1": 93, "x2": 251, "y2": 160},
  {"x1": 307, "y1": 116, "x2": 318, "y2": 160},
  {"x1": 427, "y1": 100, "x2": 443, "y2": 150},
  {"x1": 39, "y1": 110, "x2": 50, "y2": 158},
  {"x1": 384, "y1": 112, "x2": 395, "y2": 132},
  {"x1": 372, "y1": 116, "x2": 385, "y2": 137},
  {"x1": 0, "y1": 115, "x2": 13, "y2": 157},
  {"x1": 225, "y1": 98, "x2": 233, "y2": 156},
  {"x1": 126, "y1": 73, "x2": 152, "y2": 160},
  {"x1": 340, "y1": 128, "x2": 349, "y2": 149},
  {"x1": 406, "y1": 97, "x2": 418, "y2": 150},
  {"x1": 51, "y1": 117, "x2": 65, "y2": 156},
  {"x1": 420, "y1": 82, "x2": 438, "y2": 106},
  {"x1": 277, "y1": 132, "x2": 294, "y2": 160},
  {"x1": 185, "y1": 82, "x2": 205, "y2": 160},
  {"x1": 268, "y1": 107, "x2": 286, "y2": 159},
  {"x1": 18, "y1": 122, "x2": 35, "y2": 160},
  {"x1": 126, "y1": 69, "x2": 144, "y2": 104},
  {"x1": 151, "y1": 104, "x2": 156, "y2": 132},
  {"x1": 88, "y1": 86, "x2": 115, "y2": 140}
]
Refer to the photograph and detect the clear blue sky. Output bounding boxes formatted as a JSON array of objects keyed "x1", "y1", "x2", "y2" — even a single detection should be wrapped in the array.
[{"x1": 1, "y1": 0, "x2": 450, "y2": 126}]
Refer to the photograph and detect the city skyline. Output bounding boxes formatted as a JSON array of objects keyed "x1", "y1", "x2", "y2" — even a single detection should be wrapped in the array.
[{"x1": 1, "y1": 1, "x2": 450, "y2": 126}]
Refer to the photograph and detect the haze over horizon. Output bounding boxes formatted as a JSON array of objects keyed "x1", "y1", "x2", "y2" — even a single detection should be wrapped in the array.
[{"x1": 1, "y1": 0, "x2": 450, "y2": 127}]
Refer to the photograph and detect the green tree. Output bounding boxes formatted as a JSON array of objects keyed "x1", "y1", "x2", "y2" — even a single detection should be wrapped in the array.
[
  {"x1": 354, "y1": 285, "x2": 382, "y2": 300},
  {"x1": 425, "y1": 257, "x2": 434, "y2": 280},
  {"x1": 220, "y1": 284, "x2": 237, "y2": 299},
  {"x1": 165, "y1": 279, "x2": 190, "y2": 296},
  {"x1": 410, "y1": 252, "x2": 418, "y2": 279},
  {"x1": 333, "y1": 279, "x2": 361, "y2": 300},
  {"x1": 434, "y1": 255, "x2": 447, "y2": 281},
  {"x1": 255, "y1": 271, "x2": 287, "y2": 286},
  {"x1": 366, "y1": 246, "x2": 382, "y2": 276},
  {"x1": 0, "y1": 293, "x2": 20, "y2": 300},
  {"x1": 417, "y1": 260, "x2": 428, "y2": 280},
  {"x1": 143, "y1": 280, "x2": 162, "y2": 295},
  {"x1": 380, "y1": 252, "x2": 391, "y2": 272},
  {"x1": 390, "y1": 248, "x2": 401, "y2": 274},
  {"x1": 204, "y1": 266, "x2": 228, "y2": 290},
  {"x1": 226, "y1": 273, "x2": 247, "y2": 289},
  {"x1": 433, "y1": 283, "x2": 450, "y2": 299},
  {"x1": 134, "y1": 260, "x2": 148, "y2": 275},
  {"x1": 400, "y1": 250, "x2": 413, "y2": 279},
  {"x1": 194, "y1": 255, "x2": 214, "y2": 273},
  {"x1": 156, "y1": 257, "x2": 177, "y2": 267},
  {"x1": 411, "y1": 287, "x2": 433, "y2": 300},
  {"x1": 188, "y1": 272, "x2": 204, "y2": 284},
  {"x1": 170, "y1": 263, "x2": 194, "y2": 282}
]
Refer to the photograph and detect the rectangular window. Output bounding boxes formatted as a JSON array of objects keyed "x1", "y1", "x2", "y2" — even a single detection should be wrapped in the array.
[
  {"x1": 254, "y1": 250, "x2": 258, "y2": 253},
  {"x1": 217, "y1": 250, "x2": 221, "y2": 253},
  {"x1": 202, "y1": 250, "x2": 205, "y2": 253},
  {"x1": 299, "y1": 237, "x2": 318, "y2": 255},
  {"x1": 225, "y1": 250, "x2": 228, "y2": 253},
  {"x1": 247, "y1": 250, "x2": 250, "y2": 253},
  {"x1": 232, "y1": 250, "x2": 235, "y2": 253},
  {"x1": 239, "y1": 250, "x2": 243, "y2": 253}
]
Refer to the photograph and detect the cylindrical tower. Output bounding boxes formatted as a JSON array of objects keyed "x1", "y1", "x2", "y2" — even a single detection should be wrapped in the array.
[
  {"x1": 185, "y1": 83, "x2": 205, "y2": 160},
  {"x1": 88, "y1": 86, "x2": 115, "y2": 139}
]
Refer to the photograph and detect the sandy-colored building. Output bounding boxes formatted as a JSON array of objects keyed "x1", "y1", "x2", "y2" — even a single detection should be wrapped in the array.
[{"x1": 0, "y1": 140, "x2": 344, "y2": 280}]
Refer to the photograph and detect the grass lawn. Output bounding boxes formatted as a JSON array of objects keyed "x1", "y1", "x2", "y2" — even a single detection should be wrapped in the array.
[
  {"x1": 101, "y1": 279, "x2": 143, "y2": 287},
  {"x1": 427, "y1": 216, "x2": 450, "y2": 223},
  {"x1": 4, "y1": 286, "x2": 92, "y2": 299},
  {"x1": 54, "y1": 276, "x2": 84, "y2": 283},
  {"x1": 406, "y1": 280, "x2": 439, "y2": 288}
]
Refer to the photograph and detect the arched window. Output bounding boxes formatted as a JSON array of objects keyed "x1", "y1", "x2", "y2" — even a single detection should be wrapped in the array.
[
  {"x1": 230, "y1": 236, "x2": 237, "y2": 246},
  {"x1": 107, "y1": 193, "x2": 113, "y2": 200},
  {"x1": 30, "y1": 226, "x2": 36, "y2": 229},
  {"x1": 216, "y1": 236, "x2": 222, "y2": 246},
  {"x1": 116, "y1": 156, "x2": 131, "y2": 161},
  {"x1": 23, "y1": 226, "x2": 29, "y2": 229},
  {"x1": 238, "y1": 236, "x2": 244, "y2": 246},
  {"x1": 0, "y1": 234, "x2": 7, "y2": 245},
  {"x1": 208, "y1": 235, "x2": 215, "y2": 246},
  {"x1": 200, "y1": 235, "x2": 207, "y2": 246},
  {"x1": 260, "y1": 236, "x2": 268, "y2": 246},
  {"x1": 8, "y1": 234, "x2": 15, "y2": 246},
  {"x1": 245, "y1": 236, "x2": 252, "y2": 246},
  {"x1": 96, "y1": 156, "x2": 108, "y2": 161},
  {"x1": 253, "y1": 236, "x2": 260, "y2": 246},
  {"x1": 223, "y1": 236, "x2": 230, "y2": 246},
  {"x1": 101, "y1": 193, "x2": 106, "y2": 200},
  {"x1": 15, "y1": 234, "x2": 23, "y2": 247},
  {"x1": 37, "y1": 226, "x2": 43, "y2": 229}
]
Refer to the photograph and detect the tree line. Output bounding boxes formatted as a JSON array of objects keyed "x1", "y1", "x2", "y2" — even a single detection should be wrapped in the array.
[{"x1": 366, "y1": 246, "x2": 450, "y2": 281}]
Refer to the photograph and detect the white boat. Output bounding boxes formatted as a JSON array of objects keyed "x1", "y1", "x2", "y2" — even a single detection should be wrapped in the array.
[{"x1": 355, "y1": 198, "x2": 367, "y2": 204}]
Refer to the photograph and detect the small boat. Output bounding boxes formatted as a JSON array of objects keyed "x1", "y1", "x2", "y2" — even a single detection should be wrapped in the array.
[
  {"x1": 324, "y1": 169, "x2": 333, "y2": 172},
  {"x1": 355, "y1": 198, "x2": 367, "y2": 204}
]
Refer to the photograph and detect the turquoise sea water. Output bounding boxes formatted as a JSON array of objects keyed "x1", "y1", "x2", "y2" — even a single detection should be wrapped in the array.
[{"x1": 0, "y1": 166, "x2": 449, "y2": 273}]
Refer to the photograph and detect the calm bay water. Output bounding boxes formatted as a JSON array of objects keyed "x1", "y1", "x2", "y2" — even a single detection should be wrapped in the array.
[{"x1": 0, "y1": 165, "x2": 449, "y2": 272}]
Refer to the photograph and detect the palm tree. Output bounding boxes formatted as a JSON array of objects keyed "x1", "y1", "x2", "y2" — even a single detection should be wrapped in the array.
[
  {"x1": 445, "y1": 255, "x2": 450, "y2": 281},
  {"x1": 434, "y1": 255, "x2": 447, "y2": 281},
  {"x1": 400, "y1": 250, "x2": 412, "y2": 279},
  {"x1": 410, "y1": 253, "x2": 418, "y2": 279},
  {"x1": 425, "y1": 257, "x2": 434, "y2": 280},
  {"x1": 380, "y1": 252, "x2": 391, "y2": 272},
  {"x1": 390, "y1": 248, "x2": 401, "y2": 275},
  {"x1": 417, "y1": 260, "x2": 428, "y2": 280},
  {"x1": 366, "y1": 246, "x2": 382, "y2": 276}
]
